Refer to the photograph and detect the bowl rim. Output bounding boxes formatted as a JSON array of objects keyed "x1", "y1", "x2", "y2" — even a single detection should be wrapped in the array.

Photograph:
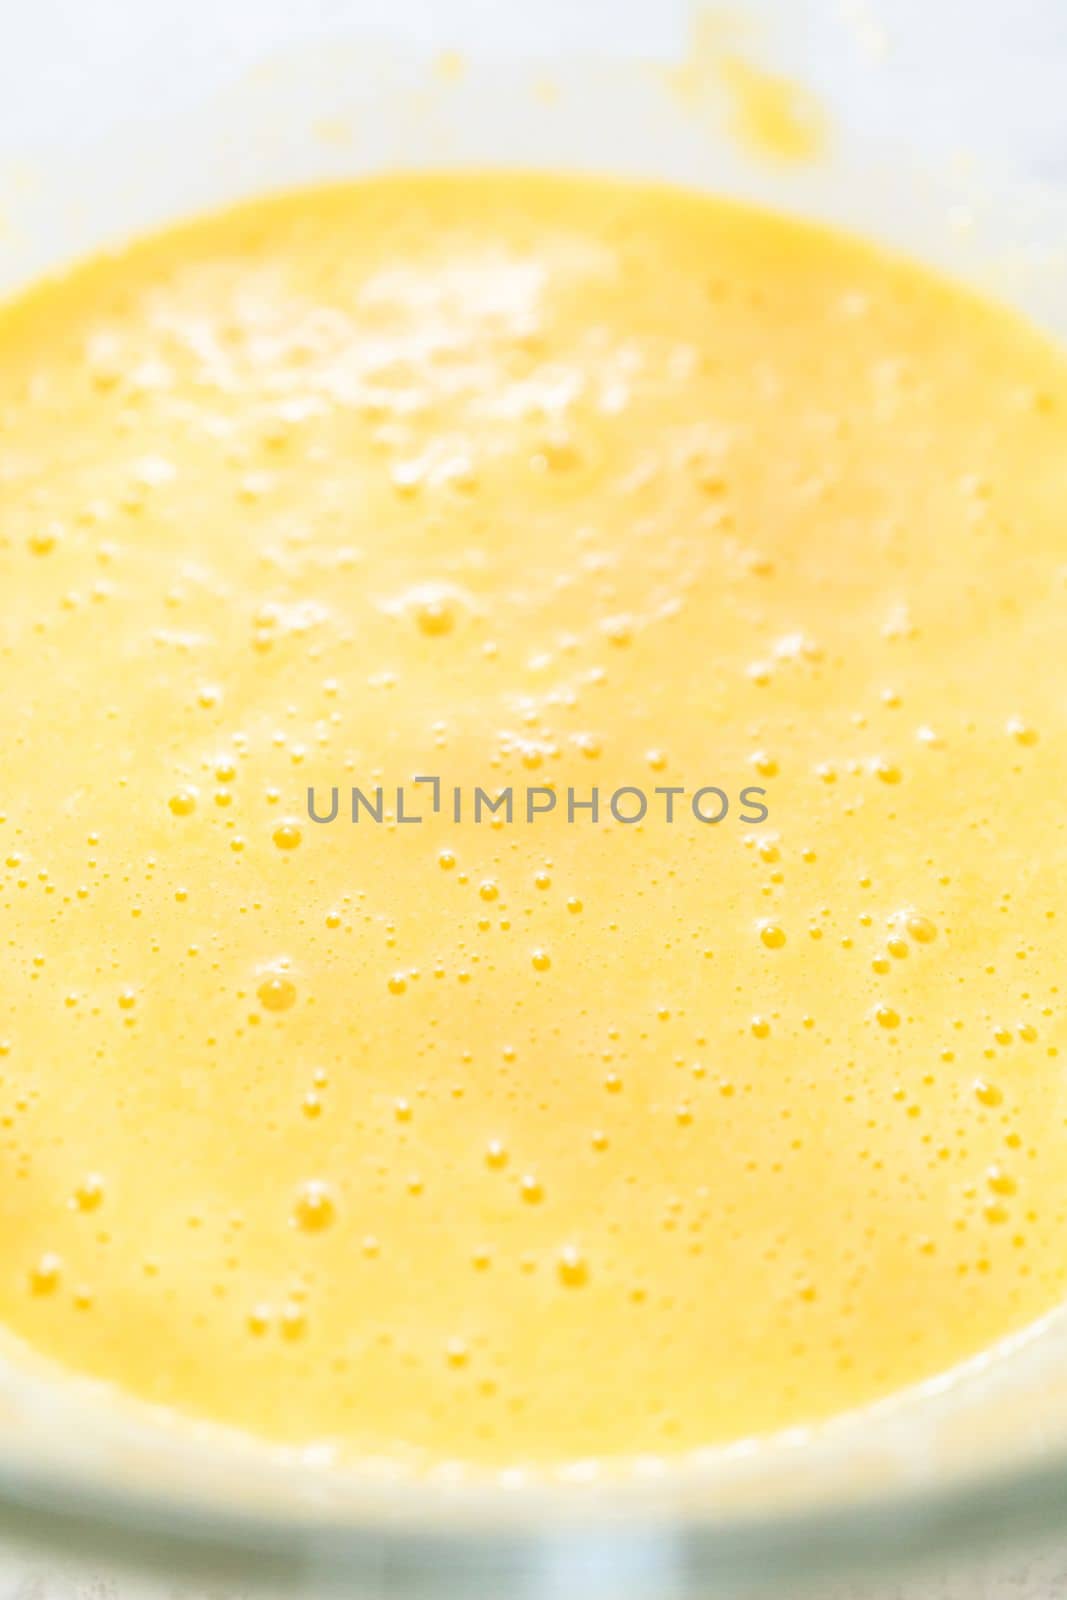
[{"x1": 2, "y1": 1418, "x2": 1066, "y2": 1593}]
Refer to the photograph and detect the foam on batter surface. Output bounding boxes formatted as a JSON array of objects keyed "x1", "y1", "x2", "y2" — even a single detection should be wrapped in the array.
[{"x1": 2, "y1": 174, "x2": 1067, "y2": 1466}]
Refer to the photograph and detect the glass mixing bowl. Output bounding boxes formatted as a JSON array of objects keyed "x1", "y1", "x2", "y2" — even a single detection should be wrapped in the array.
[{"x1": 2, "y1": 1, "x2": 1067, "y2": 1594}]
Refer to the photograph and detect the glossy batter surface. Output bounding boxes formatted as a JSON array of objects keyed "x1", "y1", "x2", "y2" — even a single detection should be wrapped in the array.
[{"x1": 2, "y1": 175, "x2": 1067, "y2": 1467}]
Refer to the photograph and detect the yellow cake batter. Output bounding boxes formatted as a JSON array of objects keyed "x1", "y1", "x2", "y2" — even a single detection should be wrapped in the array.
[{"x1": 2, "y1": 174, "x2": 1067, "y2": 1468}]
